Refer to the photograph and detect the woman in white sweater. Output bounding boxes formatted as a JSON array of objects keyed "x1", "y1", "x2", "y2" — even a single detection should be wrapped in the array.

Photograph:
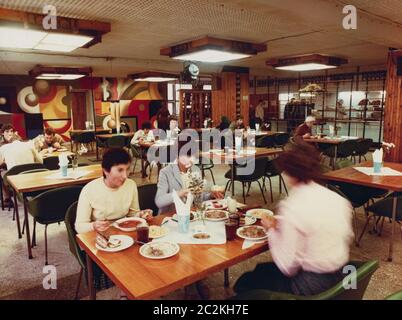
[
  {"x1": 234, "y1": 143, "x2": 354, "y2": 297},
  {"x1": 75, "y1": 148, "x2": 151, "y2": 234}
]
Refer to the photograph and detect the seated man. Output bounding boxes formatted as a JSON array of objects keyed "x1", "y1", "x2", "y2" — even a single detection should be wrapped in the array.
[
  {"x1": 294, "y1": 116, "x2": 316, "y2": 140},
  {"x1": 168, "y1": 115, "x2": 181, "y2": 139},
  {"x1": 0, "y1": 124, "x2": 22, "y2": 147},
  {"x1": 0, "y1": 140, "x2": 43, "y2": 207},
  {"x1": 33, "y1": 127, "x2": 65, "y2": 154},
  {"x1": 75, "y1": 148, "x2": 152, "y2": 234},
  {"x1": 131, "y1": 121, "x2": 155, "y2": 145},
  {"x1": 229, "y1": 115, "x2": 245, "y2": 132}
]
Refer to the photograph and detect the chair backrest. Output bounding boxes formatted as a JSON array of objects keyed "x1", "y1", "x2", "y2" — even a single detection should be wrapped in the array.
[
  {"x1": 4, "y1": 163, "x2": 46, "y2": 186},
  {"x1": 273, "y1": 133, "x2": 290, "y2": 147},
  {"x1": 43, "y1": 156, "x2": 61, "y2": 170},
  {"x1": 27, "y1": 186, "x2": 83, "y2": 224},
  {"x1": 337, "y1": 140, "x2": 358, "y2": 158},
  {"x1": 256, "y1": 135, "x2": 275, "y2": 148},
  {"x1": 131, "y1": 145, "x2": 142, "y2": 159},
  {"x1": 354, "y1": 138, "x2": 373, "y2": 156},
  {"x1": 106, "y1": 135, "x2": 126, "y2": 148},
  {"x1": 235, "y1": 157, "x2": 268, "y2": 180},
  {"x1": 137, "y1": 183, "x2": 158, "y2": 216},
  {"x1": 385, "y1": 289, "x2": 402, "y2": 300},
  {"x1": 64, "y1": 201, "x2": 86, "y2": 270},
  {"x1": 76, "y1": 132, "x2": 95, "y2": 144}
]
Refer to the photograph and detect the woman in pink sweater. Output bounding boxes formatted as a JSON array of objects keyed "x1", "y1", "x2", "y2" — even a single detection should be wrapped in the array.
[{"x1": 234, "y1": 143, "x2": 354, "y2": 296}]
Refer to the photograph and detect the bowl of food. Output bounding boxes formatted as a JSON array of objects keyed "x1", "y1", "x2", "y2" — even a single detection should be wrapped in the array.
[
  {"x1": 204, "y1": 199, "x2": 227, "y2": 210},
  {"x1": 113, "y1": 217, "x2": 147, "y2": 232},
  {"x1": 203, "y1": 210, "x2": 229, "y2": 221},
  {"x1": 245, "y1": 208, "x2": 274, "y2": 220},
  {"x1": 149, "y1": 225, "x2": 168, "y2": 239},
  {"x1": 95, "y1": 232, "x2": 134, "y2": 252},
  {"x1": 236, "y1": 226, "x2": 267, "y2": 241}
]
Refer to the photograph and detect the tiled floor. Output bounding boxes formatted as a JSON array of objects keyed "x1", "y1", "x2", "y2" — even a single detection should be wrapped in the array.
[{"x1": 0, "y1": 152, "x2": 401, "y2": 300}]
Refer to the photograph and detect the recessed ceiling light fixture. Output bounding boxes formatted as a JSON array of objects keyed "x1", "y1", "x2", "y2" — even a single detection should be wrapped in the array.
[
  {"x1": 161, "y1": 36, "x2": 266, "y2": 63},
  {"x1": 0, "y1": 8, "x2": 110, "y2": 52},
  {"x1": 266, "y1": 54, "x2": 348, "y2": 71},
  {"x1": 29, "y1": 65, "x2": 92, "y2": 80},
  {"x1": 129, "y1": 71, "x2": 179, "y2": 82}
]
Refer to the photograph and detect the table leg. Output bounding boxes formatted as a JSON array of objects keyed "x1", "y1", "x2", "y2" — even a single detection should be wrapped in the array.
[
  {"x1": 23, "y1": 195, "x2": 33, "y2": 259},
  {"x1": 13, "y1": 191, "x2": 21, "y2": 239},
  {"x1": 96, "y1": 140, "x2": 99, "y2": 161},
  {"x1": 333, "y1": 145, "x2": 338, "y2": 170},
  {"x1": 140, "y1": 148, "x2": 146, "y2": 178},
  {"x1": 387, "y1": 193, "x2": 398, "y2": 262},
  {"x1": 231, "y1": 163, "x2": 235, "y2": 197},
  {"x1": 224, "y1": 268, "x2": 230, "y2": 288},
  {"x1": 86, "y1": 253, "x2": 96, "y2": 300}
]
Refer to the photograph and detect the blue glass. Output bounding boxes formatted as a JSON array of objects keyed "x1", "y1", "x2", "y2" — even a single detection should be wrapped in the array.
[{"x1": 177, "y1": 214, "x2": 190, "y2": 233}]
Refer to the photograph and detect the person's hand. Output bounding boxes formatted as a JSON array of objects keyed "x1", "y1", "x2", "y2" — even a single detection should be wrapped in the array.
[
  {"x1": 53, "y1": 142, "x2": 61, "y2": 149},
  {"x1": 178, "y1": 189, "x2": 190, "y2": 198},
  {"x1": 93, "y1": 220, "x2": 111, "y2": 232},
  {"x1": 261, "y1": 215, "x2": 277, "y2": 231},
  {"x1": 211, "y1": 191, "x2": 224, "y2": 199},
  {"x1": 138, "y1": 209, "x2": 153, "y2": 223},
  {"x1": 303, "y1": 133, "x2": 311, "y2": 138}
]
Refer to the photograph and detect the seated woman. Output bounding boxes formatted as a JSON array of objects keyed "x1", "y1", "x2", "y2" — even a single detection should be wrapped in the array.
[
  {"x1": 155, "y1": 142, "x2": 223, "y2": 214},
  {"x1": 234, "y1": 142, "x2": 354, "y2": 297},
  {"x1": 131, "y1": 121, "x2": 155, "y2": 145},
  {"x1": 75, "y1": 148, "x2": 151, "y2": 234}
]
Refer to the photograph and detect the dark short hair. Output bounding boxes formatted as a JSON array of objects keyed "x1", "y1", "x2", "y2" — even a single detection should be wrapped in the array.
[
  {"x1": 141, "y1": 121, "x2": 151, "y2": 130},
  {"x1": 169, "y1": 115, "x2": 178, "y2": 122},
  {"x1": 275, "y1": 142, "x2": 321, "y2": 184},
  {"x1": 101, "y1": 148, "x2": 131, "y2": 177},
  {"x1": 237, "y1": 115, "x2": 244, "y2": 121},
  {"x1": 1, "y1": 123, "x2": 14, "y2": 133},
  {"x1": 44, "y1": 127, "x2": 55, "y2": 136}
]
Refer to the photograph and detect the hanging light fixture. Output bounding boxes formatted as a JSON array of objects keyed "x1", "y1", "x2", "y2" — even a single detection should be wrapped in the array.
[
  {"x1": 129, "y1": 71, "x2": 179, "y2": 82},
  {"x1": 161, "y1": 36, "x2": 266, "y2": 63},
  {"x1": 29, "y1": 65, "x2": 92, "y2": 80},
  {"x1": 266, "y1": 54, "x2": 347, "y2": 71}
]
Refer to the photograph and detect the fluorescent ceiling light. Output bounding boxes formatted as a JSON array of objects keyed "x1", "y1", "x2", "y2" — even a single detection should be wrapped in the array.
[
  {"x1": 172, "y1": 49, "x2": 251, "y2": 63},
  {"x1": 36, "y1": 73, "x2": 86, "y2": 80},
  {"x1": 275, "y1": 63, "x2": 337, "y2": 71},
  {"x1": 0, "y1": 26, "x2": 47, "y2": 49},
  {"x1": 134, "y1": 77, "x2": 177, "y2": 82},
  {"x1": 0, "y1": 26, "x2": 93, "y2": 52}
]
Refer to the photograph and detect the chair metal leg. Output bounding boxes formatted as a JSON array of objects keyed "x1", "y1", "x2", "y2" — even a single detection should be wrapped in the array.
[
  {"x1": 246, "y1": 182, "x2": 251, "y2": 197},
  {"x1": 208, "y1": 169, "x2": 216, "y2": 185},
  {"x1": 31, "y1": 219, "x2": 37, "y2": 248},
  {"x1": 224, "y1": 180, "x2": 231, "y2": 195},
  {"x1": 45, "y1": 224, "x2": 48, "y2": 265},
  {"x1": 242, "y1": 182, "x2": 246, "y2": 204},
  {"x1": 268, "y1": 177, "x2": 273, "y2": 203},
  {"x1": 75, "y1": 267, "x2": 83, "y2": 300},
  {"x1": 257, "y1": 180, "x2": 267, "y2": 204},
  {"x1": 224, "y1": 268, "x2": 230, "y2": 288},
  {"x1": 352, "y1": 209, "x2": 359, "y2": 246},
  {"x1": 357, "y1": 215, "x2": 373, "y2": 246},
  {"x1": 280, "y1": 175, "x2": 288, "y2": 196},
  {"x1": 379, "y1": 217, "x2": 385, "y2": 237}
]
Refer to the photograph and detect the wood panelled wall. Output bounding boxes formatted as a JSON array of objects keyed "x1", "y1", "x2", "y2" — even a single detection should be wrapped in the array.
[
  {"x1": 212, "y1": 72, "x2": 249, "y2": 126},
  {"x1": 384, "y1": 50, "x2": 402, "y2": 162}
]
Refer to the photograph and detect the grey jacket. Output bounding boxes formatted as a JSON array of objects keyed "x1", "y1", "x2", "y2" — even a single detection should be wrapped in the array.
[{"x1": 155, "y1": 163, "x2": 210, "y2": 214}]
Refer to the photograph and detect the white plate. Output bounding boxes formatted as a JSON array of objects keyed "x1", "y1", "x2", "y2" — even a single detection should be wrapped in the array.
[
  {"x1": 203, "y1": 209, "x2": 229, "y2": 221},
  {"x1": 204, "y1": 199, "x2": 228, "y2": 210},
  {"x1": 139, "y1": 242, "x2": 180, "y2": 259},
  {"x1": 95, "y1": 235, "x2": 134, "y2": 252},
  {"x1": 209, "y1": 149, "x2": 223, "y2": 153},
  {"x1": 239, "y1": 149, "x2": 257, "y2": 155},
  {"x1": 236, "y1": 226, "x2": 268, "y2": 241},
  {"x1": 246, "y1": 208, "x2": 274, "y2": 219},
  {"x1": 244, "y1": 216, "x2": 257, "y2": 225},
  {"x1": 172, "y1": 212, "x2": 198, "y2": 222},
  {"x1": 113, "y1": 217, "x2": 147, "y2": 232},
  {"x1": 149, "y1": 225, "x2": 168, "y2": 239}
]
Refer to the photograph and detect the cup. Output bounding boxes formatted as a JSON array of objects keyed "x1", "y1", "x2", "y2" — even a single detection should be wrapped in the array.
[
  {"x1": 71, "y1": 157, "x2": 78, "y2": 172},
  {"x1": 60, "y1": 165, "x2": 68, "y2": 177},
  {"x1": 177, "y1": 214, "x2": 190, "y2": 233},
  {"x1": 225, "y1": 221, "x2": 237, "y2": 241},
  {"x1": 136, "y1": 225, "x2": 149, "y2": 245},
  {"x1": 229, "y1": 213, "x2": 240, "y2": 226},
  {"x1": 373, "y1": 162, "x2": 382, "y2": 173}
]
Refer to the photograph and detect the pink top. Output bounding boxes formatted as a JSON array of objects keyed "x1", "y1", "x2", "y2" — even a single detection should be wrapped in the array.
[{"x1": 267, "y1": 182, "x2": 354, "y2": 277}]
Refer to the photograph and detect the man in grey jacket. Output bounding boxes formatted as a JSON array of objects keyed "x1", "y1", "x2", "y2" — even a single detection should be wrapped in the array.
[{"x1": 155, "y1": 155, "x2": 223, "y2": 214}]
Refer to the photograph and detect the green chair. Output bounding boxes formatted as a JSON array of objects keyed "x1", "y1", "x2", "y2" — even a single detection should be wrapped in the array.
[
  {"x1": 106, "y1": 135, "x2": 126, "y2": 148},
  {"x1": 28, "y1": 186, "x2": 83, "y2": 265},
  {"x1": 385, "y1": 289, "x2": 402, "y2": 300},
  {"x1": 130, "y1": 144, "x2": 143, "y2": 174},
  {"x1": 263, "y1": 158, "x2": 288, "y2": 203},
  {"x1": 137, "y1": 183, "x2": 159, "y2": 216},
  {"x1": 233, "y1": 260, "x2": 379, "y2": 300},
  {"x1": 196, "y1": 158, "x2": 216, "y2": 184}
]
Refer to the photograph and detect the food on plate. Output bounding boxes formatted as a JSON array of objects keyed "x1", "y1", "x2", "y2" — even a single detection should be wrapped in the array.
[
  {"x1": 146, "y1": 245, "x2": 165, "y2": 257},
  {"x1": 210, "y1": 185, "x2": 225, "y2": 193},
  {"x1": 118, "y1": 220, "x2": 141, "y2": 229},
  {"x1": 96, "y1": 232, "x2": 121, "y2": 249},
  {"x1": 149, "y1": 225, "x2": 167, "y2": 238},
  {"x1": 239, "y1": 226, "x2": 266, "y2": 239},
  {"x1": 247, "y1": 209, "x2": 273, "y2": 219},
  {"x1": 193, "y1": 232, "x2": 210, "y2": 239},
  {"x1": 204, "y1": 210, "x2": 228, "y2": 219}
]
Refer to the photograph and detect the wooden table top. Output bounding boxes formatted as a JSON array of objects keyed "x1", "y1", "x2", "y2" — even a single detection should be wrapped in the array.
[
  {"x1": 201, "y1": 147, "x2": 283, "y2": 161},
  {"x1": 7, "y1": 164, "x2": 102, "y2": 193},
  {"x1": 76, "y1": 214, "x2": 269, "y2": 300},
  {"x1": 304, "y1": 136, "x2": 359, "y2": 145},
  {"x1": 322, "y1": 161, "x2": 402, "y2": 192},
  {"x1": 96, "y1": 133, "x2": 134, "y2": 139},
  {"x1": 41, "y1": 150, "x2": 74, "y2": 158}
]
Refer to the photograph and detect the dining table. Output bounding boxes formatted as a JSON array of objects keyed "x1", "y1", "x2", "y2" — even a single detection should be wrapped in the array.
[
  {"x1": 76, "y1": 211, "x2": 269, "y2": 300},
  {"x1": 322, "y1": 161, "x2": 402, "y2": 261},
  {"x1": 7, "y1": 164, "x2": 103, "y2": 259},
  {"x1": 201, "y1": 147, "x2": 283, "y2": 196}
]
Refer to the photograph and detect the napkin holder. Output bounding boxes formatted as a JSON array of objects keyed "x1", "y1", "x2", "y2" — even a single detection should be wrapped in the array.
[
  {"x1": 373, "y1": 149, "x2": 383, "y2": 173},
  {"x1": 173, "y1": 190, "x2": 193, "y2": 233}
]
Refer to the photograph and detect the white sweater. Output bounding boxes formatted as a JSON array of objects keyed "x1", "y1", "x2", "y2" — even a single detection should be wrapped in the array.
[
  {"x1": 75, "y1": 177, "x2": 140, "y2": 233},
  {"x1": 267, "y1": 182, "x2": 354, "y2": 277}
]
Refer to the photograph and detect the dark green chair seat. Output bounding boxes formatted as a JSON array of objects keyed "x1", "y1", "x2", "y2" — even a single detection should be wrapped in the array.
[
  {"x1": 28, "y1": 186, "x2": 83, "y2": 265},
  {"x1": 137, "y1": 183, "x2": 159, "y2": 216},
  {"x1": 385, "y1": 289, "x2": 402, "y2": 300},
  {"x1": 233, "y1": 260, "x2": 379, "y2": 300},
  {"x1": 263, "y1": 158, "x2": 288, "y2": 203}
]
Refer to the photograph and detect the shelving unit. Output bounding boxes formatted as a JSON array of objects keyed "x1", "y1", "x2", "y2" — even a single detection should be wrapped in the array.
[{"x1": 178, "y1": 89, "x2": 212, "y2": 129}]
